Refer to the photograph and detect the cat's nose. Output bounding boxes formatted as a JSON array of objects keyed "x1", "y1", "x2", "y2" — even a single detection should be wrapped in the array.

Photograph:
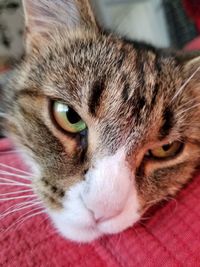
[{"x1": 81, "y1": 149, "x2": 134, "y2": 224}]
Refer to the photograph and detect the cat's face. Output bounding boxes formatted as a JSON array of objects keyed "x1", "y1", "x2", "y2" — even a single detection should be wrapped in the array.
[{"x1": 3, "y1": 0, "x2": 200, "y2": 242}]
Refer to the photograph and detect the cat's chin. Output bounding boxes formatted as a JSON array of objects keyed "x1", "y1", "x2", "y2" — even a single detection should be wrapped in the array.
[
  {"x1": 49, "y1": 206, "x2": 140, "y2": 243},
  {"x1": 52, "y1": 220, "x2": 102, "y2": 243}
]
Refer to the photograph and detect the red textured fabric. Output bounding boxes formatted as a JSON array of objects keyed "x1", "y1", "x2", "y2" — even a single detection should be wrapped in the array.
[{"x1": 0, "y1": 138, "x2": 200, "y2": 267}]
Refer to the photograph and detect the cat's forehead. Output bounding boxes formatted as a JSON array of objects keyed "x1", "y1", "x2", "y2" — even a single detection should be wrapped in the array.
[{"x1": 24, "y1": 31, "x2": 181, "y2": 105}]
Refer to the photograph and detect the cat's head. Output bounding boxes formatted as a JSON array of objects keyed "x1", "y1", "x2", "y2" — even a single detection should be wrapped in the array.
[{"x1": 3, "y1": 0, "x2": 200, "y2": 242}]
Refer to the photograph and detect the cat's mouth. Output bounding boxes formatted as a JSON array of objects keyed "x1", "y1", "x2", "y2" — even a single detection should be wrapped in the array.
[
  {"x1": 48, "y1": 180, "x2": 140, "y2": 242},
  {"x1": 49, "y1": 199, "x2": 141, "y2": 243},
  {"x1": 93, "y1": 211, "x2": 122, "y2": 224}
]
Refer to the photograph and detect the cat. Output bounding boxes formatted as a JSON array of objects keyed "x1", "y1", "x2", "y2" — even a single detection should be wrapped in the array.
[{"x1": 1, "y1": 0, "x2": 200, "y2": 243}]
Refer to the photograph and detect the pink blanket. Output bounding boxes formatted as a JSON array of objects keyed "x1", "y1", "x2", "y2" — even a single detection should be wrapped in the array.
[{"x1": 0, "y1": 138, "x2": 200, "y2": 266}]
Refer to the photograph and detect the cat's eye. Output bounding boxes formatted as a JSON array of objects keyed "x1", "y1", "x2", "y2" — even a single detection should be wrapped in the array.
[
  {"x1": 53, "y1": 101, "x2": 86, "y2": 133},
  {"x1": 149, "y1": 141, "x2": 183, "y2": 159}
]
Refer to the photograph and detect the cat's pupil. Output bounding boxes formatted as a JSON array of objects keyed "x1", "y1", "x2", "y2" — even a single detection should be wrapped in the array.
[
  {"x1": 162, "y1": 144, "x2": 171, "y2": 151},
  {"x1": 67, "y1": 108, "x2": 81, "y2": 124}
]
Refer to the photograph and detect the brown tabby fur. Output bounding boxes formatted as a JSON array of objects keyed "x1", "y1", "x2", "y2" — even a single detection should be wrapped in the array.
[{"x1": 2, "y1": 0, "x2": 200, "y2": 216}]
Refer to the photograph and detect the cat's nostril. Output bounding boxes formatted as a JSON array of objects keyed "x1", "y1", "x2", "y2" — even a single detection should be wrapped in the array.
[{"x1": 87, "y1": 206, "x2": 122, "y2": 224}]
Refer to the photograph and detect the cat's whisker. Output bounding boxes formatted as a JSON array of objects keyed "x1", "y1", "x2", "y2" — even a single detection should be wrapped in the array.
[
  {"x1": 1, "y1": 207, "x2": 45, "y2": 234},
  {"x1": 0, "y1": 201, "x2": 41, "y2": 219},
  {"x1": 170, "y1": 65, "x2": 200, "y2": 103},
  {"x1": 140, "y1": 215, "x2": 152, "y2": 221},
  {"x1": 18, "y1": 206, "x2": 44, "y2": 221},
  {"x1": 178, "y1": 96, "x2": 200, "y2": 110},
  {"x1": 0, "y1": 200, "x2": 42, "y2": 217},
  {"x1": 0, "y1": 163, "x2": 32, "y2": 176},
  {"x1": 146, "y1": 196, "x2": 177, "y2": 208},
  {"x1": 0, "y1": 177, "x2": 16, "y2": 184},
  {"x1": 0, "y1": 194, "x2": 36, "y2": 202},
  {"x1": 174, "y1": 136, "x2": 186, "y2": 143},
  {"x1": 0, "y1": 182, "x2": 32, "y2": 187},
  {"x1": 177, "y1": 103, "x2": 200, "y2": 117},
  {"x1": 0, "y1": 203, "x2": 38, "y2": 218},
  {"x1": 0, "y1": 189, "x2": 33, "y2": 196},
  {"x1": 17, "y1": 209, "x2": 45, "y2": 225},
  {"x1": 0, "y1": 177, "x2": 30, "y2": 186},
  {"x1": 0, "y1": 170, "x2": 32, "y2": 181},
  {"x1": 182, "y1": 122, "x2": 200, "y2": 127},
  {"x1": 0, "y1": 177, "x2": 27, "y2": 184},
  {"x1": 146, "y1": 196, "x2": 170, "y2": 205}
]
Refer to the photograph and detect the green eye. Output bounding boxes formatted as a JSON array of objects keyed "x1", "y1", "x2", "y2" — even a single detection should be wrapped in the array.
[
  {"x1": 53, "y1": 101, "x2": 86, "y2": 133},
  {"x1": 150, "y1": 141, "x2": 183, "y2": 159}
]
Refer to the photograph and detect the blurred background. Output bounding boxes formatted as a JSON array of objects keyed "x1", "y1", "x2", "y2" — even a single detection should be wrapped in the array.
[{"x1": 0, "y1": 0, "x2": 199, "y2": 80}]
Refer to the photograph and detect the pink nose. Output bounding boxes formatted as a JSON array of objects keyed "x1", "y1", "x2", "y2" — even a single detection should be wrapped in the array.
[{"x1": 81, "y1": 149, "x2": 133, "y2": 225}]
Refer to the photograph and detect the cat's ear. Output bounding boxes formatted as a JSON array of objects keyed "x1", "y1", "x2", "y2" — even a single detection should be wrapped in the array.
[{"x1": 22, "y1": 0, "x2": 99, "y2": 51}]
